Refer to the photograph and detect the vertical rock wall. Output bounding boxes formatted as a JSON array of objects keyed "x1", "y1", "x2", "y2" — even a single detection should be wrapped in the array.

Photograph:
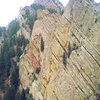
[{"x1": 19, "y1": 0, "x2": 100, "y2": 100}]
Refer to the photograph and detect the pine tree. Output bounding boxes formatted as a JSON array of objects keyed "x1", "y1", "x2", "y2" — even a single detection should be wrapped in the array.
[
  {"x1": 36, "y1": 67, "x2": 41, "y2": 74},
  {"x1": 15, "y1": 91, "x2": 21, "y2": 100},
  {"x1": 41, "y1": 37, "x2": 44, "y2": 52},
  {"x1": 10, "y1": 69, "x2": 19, "y2": 89},
  {"x1": 68, "y1": 42, "x2": 71, "y2": 58},
  {"x1": 21, "y1": 89, "x2": 26, "y2": 100},
  {"x1": 63, "y1": 52, "x2": 67, "y2": 67},
  {"x1": 4, "y1": 86, "x2": 16, "y2": 100}
]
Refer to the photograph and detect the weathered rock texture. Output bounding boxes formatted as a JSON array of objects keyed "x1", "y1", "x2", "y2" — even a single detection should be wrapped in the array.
[
  {"x1": 34, "y1": 0, "x2": 63, "y2": 11},
  {"x1": 19, "y1": 0, "x2": 100, "y2": 100}
]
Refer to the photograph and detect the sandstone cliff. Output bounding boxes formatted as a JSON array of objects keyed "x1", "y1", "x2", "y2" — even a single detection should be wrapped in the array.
[{"x1": 19, "y1": 0, "x2": 100, "y2": 100}]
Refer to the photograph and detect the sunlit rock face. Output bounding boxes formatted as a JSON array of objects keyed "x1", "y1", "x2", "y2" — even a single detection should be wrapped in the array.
[{"x1": 19, "y1": 0, "x2": 100, "y2": 100}]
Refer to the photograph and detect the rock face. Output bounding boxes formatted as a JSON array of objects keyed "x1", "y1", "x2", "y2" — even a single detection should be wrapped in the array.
[
  {"x1": 19, "y1": 0, "x2": 100, "y2": 100},
  {"x1": 17, "y1": 6, "x2": 36, "y2": 39},
  {"x1": 34, "y1": 0, "x2": 63, "y2": 11}
]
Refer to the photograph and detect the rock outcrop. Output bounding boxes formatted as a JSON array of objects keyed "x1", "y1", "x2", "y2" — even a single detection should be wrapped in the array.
[
  {"x1": 34, "y1": 0, "x2": 63, "y2": 11},
  {"x1": 19, "y1": 0, "x2": 100, "y2": 100}
]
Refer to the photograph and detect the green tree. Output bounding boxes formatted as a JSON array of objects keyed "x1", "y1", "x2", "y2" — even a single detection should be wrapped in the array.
[
  {"x1": 16, "y1": 46, "x2": 22, "y2": 58},
  {"x1": 9, "y1": 47, "x2": 15, "y2": 58},
  {"x1": 0, "y1": 27, "x2": 2, "y2": 36},
  {"x1": 7, "y1": 19, "x2": 20, "y2": 37},
  {"x1": 63, "y1": 52, "x2": 67, "y2": 67},
  {"x1": 68, "y1": 42, "x2": 71, "y2": 58},
  {"x1": 48, "y1": 8, "x2": 57, "y2": 14},
  {"x1": 41, "y1": 37, "x2": 44, "y2": 52},
  {"x1": 10, "y1": 69, "x2": 19, "y2": 89},
  {"x1": 15, "y1": 91, "x2": 21, "y2": 100},
  {"x1": 28, "y1": 93, "x2": 33, "y2": 100},
  {"x1": 21, "y1": 89, "x2": 26, "y2": 100},
  {"x1": 31, "y1": 4, "x2": 45, "y2": 10},
  {"x1": 60, "y1": 10, "x2": 64, "y2": 15},
  {"x1": 25, "y1": 87, "x2": 29, "y2": 94},
  {"x1": 4, "y1": 86, "x2": 16, "y2": 100},
  {"x1": 36, "y1": 67, "x2": 41, "y2": 74}
]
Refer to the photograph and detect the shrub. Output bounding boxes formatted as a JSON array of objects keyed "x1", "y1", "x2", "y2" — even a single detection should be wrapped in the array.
[
  {"x1": 68, "y1": 42, "x2": 71, "y2": 58},
  {"x1": 34, "y1": 74, "x2": 37, "y2": 80},
  {"x1": 31, "y1": 4, "x2": 45, "y2": 10},
  {"x1": 28, "y1": 93, "x2": 33, "y2": 100},
  {"x1": 72, "y1": 33, "x2": 75, "y2": 37},
  {"x1": 48, "y1": 8, "x2": 57, "y2": 14},
  {"x1": 73, "y1": 43, "x2": 78, "y2": 50},
  {"x1": 60, "y1": 10, "x2": 64, "y2": 15},
  {"x1": 32, "y1": 74, "x2": 37, "y2": 82},
  {"x1": 36, "y1": 67, "x2": 41, "y2": 74},
  {"x1": 73, "y1": 43, "x2": 76, "y2": 47},
  {"x1": 41, "y1": 37, "x2": 44, "y2": 52},
  {"x1": 25, "y1": 87, "x2": 30, "y2": 94},
  {"x1": 63, "y1": 52, "x2": 67, "y2": 67},
  {"x1": 80, "y1": 24, "x2": 83, "y2": 27},
  {"x1": 95, "y1": 18, "x2": 98, "y2": 23}
]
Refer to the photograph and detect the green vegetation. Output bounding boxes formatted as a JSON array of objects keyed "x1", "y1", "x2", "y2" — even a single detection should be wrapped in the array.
[
  {"x1": 48, "y1": 8, "x2": 57, "y2": 14},
  {"x1": 25, "y1": 87, "x2": 30, "y2": 94},
  {"x1": 15, "y1": 91, "x2": 21, "y2": 100},
  {"x1": 22, "y1": 4, "x2": 45, "y2": 31},
  {"x1": 41, "y1": 37, "x2": 44, "y2": 52},
  {"x1": 63, "y1": 52, "x2": 67, "y2": 67},
  {"x1": 36, "y1": 67, "x2": 41, "y2": 74},
  {"x1": 7, "y1": 19, "x2": 20, "y2": 37},
  {"x1": 80, "y1": 0, "x2": 82, "y2": 3},
  {"x1": 0, "y1": 27, "x2": 2, "y2": 36},
  {"x1": 10, "y1": 67, "x2": 19, "y2": 89},
  {"x1": 68, "y1": 42, "x2": 71, "y2": 58},
  {"x1": 32, "y1": 74, "x2": 37, "y2": 82},
  {"x1": 4, "y1": 85, "x2": 16, "y2": 100},
  {"x1": 60, "y1": 10, "x2": 64, "y2": 15},
  {"x1": 23, "y1": 9, "x2": 37, "y2": 31},
  {"x1": 95, "y1": 18, "x2": 98, "y2": 23},
  {"x1": 0, "y1": 96, "x2": 1, "y2": 100},
  {"x1": 22, "y1": 23, "x2": 25, "y2": 28},
  {"x1": 21, "y1": 89, "x2": 26, "y2": 100},
  {"x1": 31, "y1": 4, "x2": 45, "y2": 10},
  {"x1": 0, "y1": 27, "x2": 6, "y2": 37},
  {"x1": 98, "y1": 84, "x2": 100, "y2": 90},
  {"x1": 0, "y1": 17, "x2": 29, "y2": 99},
  {"x1": 72, "y1": 33, "x2": 75, "y2": 37},
  {"x1": 28, "y1": 93, "x2": 33, "y2": 100},
  {"x1": 73, "y1": 43, "x2": 78, "y2": 50},
  {"x1": 26, "y1": 13, "x2": 37, "y2": 31},
  {"x1": 80, "y1": 24, "x2": 83, "y2": 27}
]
